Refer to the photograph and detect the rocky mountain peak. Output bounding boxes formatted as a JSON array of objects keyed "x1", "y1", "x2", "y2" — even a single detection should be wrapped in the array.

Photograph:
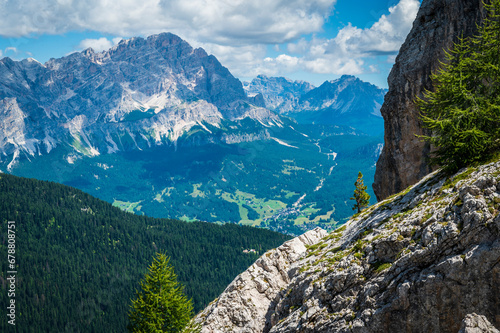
[
  {"x1": 243, "y1": 75, "x2": 315, "y2": 113},
  {"x1": 0, "y1": 32, "x2": 279, "y2": 167}
]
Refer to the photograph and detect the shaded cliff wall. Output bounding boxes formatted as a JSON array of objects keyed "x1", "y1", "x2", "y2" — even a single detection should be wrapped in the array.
[{"x1": 373, "y1": 0, "x2": 487, "y2": 200}]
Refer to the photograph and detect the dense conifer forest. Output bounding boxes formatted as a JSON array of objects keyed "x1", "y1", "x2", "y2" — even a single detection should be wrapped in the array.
[{"x1": 0, "y1": 174, "x2": 290, "y2": 332}]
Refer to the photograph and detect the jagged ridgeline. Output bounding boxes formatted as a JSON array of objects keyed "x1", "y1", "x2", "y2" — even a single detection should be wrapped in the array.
[{"x1": 0, "y1": 174, "x2": 290, "y2": 332}]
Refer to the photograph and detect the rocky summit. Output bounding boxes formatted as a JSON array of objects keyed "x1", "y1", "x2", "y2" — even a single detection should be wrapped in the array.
[
  {"x1": 196, "y1": 159, "x2": 500, "y2": 333},
  {"x1": 0, "y1": 33, "x2": 278, "y2": 169},
  {"x1": 243, "y1": 75, "x2": 315, "y2": 114},
  {"x1": 373, "y1": 0, "x2": 487, "y2": 200}
]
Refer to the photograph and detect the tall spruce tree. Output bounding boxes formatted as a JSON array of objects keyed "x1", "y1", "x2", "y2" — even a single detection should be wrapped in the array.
[
  {"x1": 350, "y1": 171, "x2": 370, "y2": 213},
  {"x1": 128, "y1": 253, "x2": 196, "y2": 333},
  {"x1": 418, "y1": 0, "x2": 500, "y2": 172}
]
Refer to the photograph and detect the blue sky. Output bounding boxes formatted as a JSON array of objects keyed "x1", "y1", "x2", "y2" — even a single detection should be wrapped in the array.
[{"x1": 0, "y1": 0, "x2": 421, "y2": 88}]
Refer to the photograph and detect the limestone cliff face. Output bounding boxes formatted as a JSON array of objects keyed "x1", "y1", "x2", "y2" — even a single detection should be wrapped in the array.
[
  {"x1": 373, "y1": 0, "x2": 487, "y2": 200},
  {"x1": 196, "y1": 159, "x2": 500, "y2": 332}
]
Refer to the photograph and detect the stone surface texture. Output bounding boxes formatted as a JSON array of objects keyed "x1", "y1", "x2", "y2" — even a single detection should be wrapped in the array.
[
  {"x1": 373, "y1": 0, "x2": 487, "y2": 200},
  {"x1": 197, "y1": 160, "x2": 500, "y2": 332}
]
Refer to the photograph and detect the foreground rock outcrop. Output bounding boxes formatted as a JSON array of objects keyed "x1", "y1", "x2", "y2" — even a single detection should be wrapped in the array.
[
  {"x1": 196, "y1": 159, "x2": 500, "y2": 332},
  {"x1": 459, "y1": 314, "x2": 500, "y2": 333},
  {"x1": 373, "y1": 0, "x2": 487, "y2": 200},
  {"x1": 196, "y1": 228, "x2": 328, "y2": 332}
]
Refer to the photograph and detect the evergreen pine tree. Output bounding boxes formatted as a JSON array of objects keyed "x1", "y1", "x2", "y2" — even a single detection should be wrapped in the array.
[
  {"x1": 350, "y1": 172, "x2": 370, "y2": 213},
  {"x1": 417, "y1": 0, "x2": 500, "y2": 172},
  {"x1": 127, "y1": 253, "x2": 196, "y2": 333}
]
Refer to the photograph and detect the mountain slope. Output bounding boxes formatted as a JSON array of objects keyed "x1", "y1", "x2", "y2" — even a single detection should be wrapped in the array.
[
  {"x1": 7, "y1": 119, "x2": 382, "y2": 235},
  {"x1": 0, "y1": 174, "x2": 290, "y2": 332},
  {"x1": 195, "y1": 159, "x2": 500, "y2": 332},
  {"x1": 293, "y1": 75, "x2": 386, "y2": 136}
]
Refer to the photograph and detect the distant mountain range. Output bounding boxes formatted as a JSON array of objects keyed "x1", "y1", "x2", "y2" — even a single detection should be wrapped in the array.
[
  {"x1": 0, "y1": 32, "x2": 385, "y2": 235},
  {"x1": 244, "y1": 74, "x2": 387, "y2": 136}
]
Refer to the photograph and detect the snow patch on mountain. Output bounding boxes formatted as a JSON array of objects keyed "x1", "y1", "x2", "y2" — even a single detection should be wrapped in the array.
[{"x1": 271, "y1": 137, "x2": 298, "y2": 149}]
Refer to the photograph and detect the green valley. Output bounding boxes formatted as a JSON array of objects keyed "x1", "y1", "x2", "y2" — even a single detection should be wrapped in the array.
[{"x1": 7, "y1": 119, "x2": 382, "y2": 235}]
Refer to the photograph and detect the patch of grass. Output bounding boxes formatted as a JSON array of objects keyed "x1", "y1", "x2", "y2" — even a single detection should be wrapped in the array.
[
  {"x1": 328, "y1": 246, "x2": 342, "y2": 254},
  {"x1": 112, "y1": 199, "x2": 142, "y2": 213},
  {"x1": 361, "y1": 228, "x2": 373, "y2": 238},
  {"x1": 442, "y1": 167, "x2": 477, "y2": 191},
  {"x1": 352, "y1": 239, "x2": 367, "y2": 253},
  {"x1": 423, "y1": 212, "x2": 433, "y2": 222},
  {"x1": 371, "y1": 261, "x2": 392, "y2": 273},
  {"x1": 334, "y1": 225, "x2": 346, "y2": 233},
  {"x1": 325, "y1": 251, "x2": 348, "y2": 265}
]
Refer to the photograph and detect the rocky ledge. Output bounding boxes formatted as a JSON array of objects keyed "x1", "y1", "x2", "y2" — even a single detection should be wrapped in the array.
[{"x1": 196, "y1": 159, "x2": 500, "y2": 332}]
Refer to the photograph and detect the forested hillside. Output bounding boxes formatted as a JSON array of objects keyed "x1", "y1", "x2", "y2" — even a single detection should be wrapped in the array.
[{"x1": 0, "y1": 174, "x2": 290, "y2": 332}]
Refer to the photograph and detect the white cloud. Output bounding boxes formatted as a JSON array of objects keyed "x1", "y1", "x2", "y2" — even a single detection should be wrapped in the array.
[
  {"x1": 78, "y1": 37, "x2": 114, "y2": 52},
  {"x1": 4, "y1": 46, "x2": 18, "y2": 55},
  {"x1": 197, "y1": 43, "x2": 269, "y2": 78},
  {"x1": 0, "y1": 0, "x2": 336, "y2": 46},
  {"x1": 333, "y1": 0, "x2": 420, "y2": 55},
  {"x1": 0, "y1": 0, "x2": 419, "y2": 83},
  {"x1": 241, "y1": 0, "x2": 420, "y2": 78}
]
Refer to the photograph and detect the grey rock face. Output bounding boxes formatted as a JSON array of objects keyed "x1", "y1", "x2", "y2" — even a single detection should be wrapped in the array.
[
  {"x1": 197, "y1": 160, "x2": 500, "y2": 332},
  {"x1": 373, "y1": 0, "x2": 487, "y2": 200},
  {"x1": 0, "y1": 33, "x2": 279, "y2": 168}
]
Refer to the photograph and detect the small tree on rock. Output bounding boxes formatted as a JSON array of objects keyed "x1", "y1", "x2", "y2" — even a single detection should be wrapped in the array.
[
  {"x1": 127, "y1": 253, "x2": 197, "y2": 333},
  {"x1": 350, "y1": 171, "x2": 370, "y2": 213}
]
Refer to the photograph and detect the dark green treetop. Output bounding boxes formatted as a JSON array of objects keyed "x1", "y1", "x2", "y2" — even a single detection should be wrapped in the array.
[
  {"x1": 350, "y1": 171, "x2": 371, "y2": 213},
  {"x1": 128, "y1": 253, "x2": 198, "y2": 333},
  {"x1": 417, "y1": 0, "x2": 500, "y2": 173}
]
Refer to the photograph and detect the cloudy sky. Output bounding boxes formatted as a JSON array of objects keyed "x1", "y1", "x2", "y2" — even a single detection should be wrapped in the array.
[{"x1": 0, "y1": 0, "x2": 421, "y2": 88}]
